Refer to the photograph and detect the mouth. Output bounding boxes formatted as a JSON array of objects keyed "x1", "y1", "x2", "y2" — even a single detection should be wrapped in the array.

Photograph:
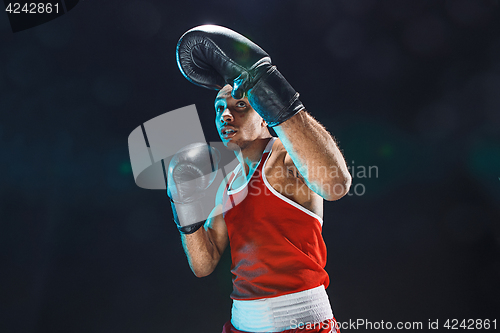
[{"x1": 221, "y1": 128, "x2": 237, "y2": 139}]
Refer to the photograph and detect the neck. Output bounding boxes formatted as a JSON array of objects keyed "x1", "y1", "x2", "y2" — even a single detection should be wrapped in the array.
[{"x1": 236, "y1": 137, "x2": 272, "y2": 176}]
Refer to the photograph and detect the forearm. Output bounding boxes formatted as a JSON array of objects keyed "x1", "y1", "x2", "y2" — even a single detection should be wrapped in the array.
[
  {"x1": 180, "y1": 225, "x2": 221, "y2": 278},
  {"x1": 273, "y1": 110, "x2": 351, "y2": 200}
]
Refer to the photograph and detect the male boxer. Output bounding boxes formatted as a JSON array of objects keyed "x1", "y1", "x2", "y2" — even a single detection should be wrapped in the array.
[{"x1": 170, "y1": 25, "x2": 351, "y2": 333}]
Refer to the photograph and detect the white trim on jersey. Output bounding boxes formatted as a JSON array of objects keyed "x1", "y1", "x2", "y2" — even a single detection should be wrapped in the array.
[
  {"x1": 226, "y1": 137, "x2": 276, "y2": 195},
  {"x1": 261, "y1": 141, "x2": 324, "y2": 226},
  {"x1": 225, "y1": 137, "x2": 324, "y2": 225}
]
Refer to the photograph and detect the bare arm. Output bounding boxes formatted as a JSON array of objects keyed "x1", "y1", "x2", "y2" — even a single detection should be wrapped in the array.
[
  {"x1": 179, "y1": 176, "x2": 229, "y2": 277},
  {"x1": 273, "y1": 110, "x2": 351, "y2": 201},
  {"x1": 180, "y1": 205, "x2": 228, "y2": 277}
]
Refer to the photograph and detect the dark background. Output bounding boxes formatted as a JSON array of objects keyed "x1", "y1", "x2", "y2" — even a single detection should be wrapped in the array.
[{"x1": 1, "y1": 1, "x2": 499, "y2": 332}]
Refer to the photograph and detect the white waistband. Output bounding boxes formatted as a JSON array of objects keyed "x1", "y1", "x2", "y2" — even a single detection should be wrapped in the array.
[{"x1": 231, "y1": 286, "x2": 333, "y2": 332}]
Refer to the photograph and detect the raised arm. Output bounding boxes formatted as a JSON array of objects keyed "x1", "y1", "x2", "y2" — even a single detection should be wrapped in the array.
[
  {"x1": 273, "y1": 111, "x2": 351, "y2": 201},
  {"x1": 175, "y1": 25, "x2": 351, "y2": 201}
]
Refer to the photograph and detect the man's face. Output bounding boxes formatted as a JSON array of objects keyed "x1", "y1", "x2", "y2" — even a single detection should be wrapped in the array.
[{"x1": 214, "y1": 85, "x2": 267, "y2": 150}]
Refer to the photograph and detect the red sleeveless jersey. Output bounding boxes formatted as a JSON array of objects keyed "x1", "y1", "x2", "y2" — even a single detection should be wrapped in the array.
[{"x1": 222, "y1": 139, "x2": 329, "y2": 300}]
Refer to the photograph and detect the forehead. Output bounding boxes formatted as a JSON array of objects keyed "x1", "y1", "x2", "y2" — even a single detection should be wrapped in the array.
[{"x1": 215, "y1": 85, "x2": 233, "y2": 104}]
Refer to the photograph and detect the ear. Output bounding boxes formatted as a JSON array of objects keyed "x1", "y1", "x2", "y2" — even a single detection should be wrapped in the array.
[{"x1": 261, "y1": 119, "x2": 267, "y2": 127}]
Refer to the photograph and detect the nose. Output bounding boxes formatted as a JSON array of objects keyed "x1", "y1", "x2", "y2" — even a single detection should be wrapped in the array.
[{"x1": 220, "y1": 107, "x2": 234, "y2": 123}]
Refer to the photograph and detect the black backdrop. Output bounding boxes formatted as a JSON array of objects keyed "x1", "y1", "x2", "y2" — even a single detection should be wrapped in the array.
[{"x1": 1, "y1": 1, "x2": 499, "y2": 332}]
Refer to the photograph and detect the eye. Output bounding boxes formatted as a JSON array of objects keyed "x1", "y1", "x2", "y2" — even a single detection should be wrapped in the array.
[
  {"x1": 236, "y1": 101, "x2": 246, "y2": 108},
  {"x1": 215, "y1": 103, "x2": 225, "y2": 113}
]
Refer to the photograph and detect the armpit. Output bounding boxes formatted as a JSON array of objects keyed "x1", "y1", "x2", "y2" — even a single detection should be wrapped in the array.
[{"x1": 283, "y1": 153, "x2": 306, "y2": 183}]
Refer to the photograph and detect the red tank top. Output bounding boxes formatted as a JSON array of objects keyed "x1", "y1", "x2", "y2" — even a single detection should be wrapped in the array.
[{"x1": 222, "y1": 138, "x2": 329, "y2": 300}]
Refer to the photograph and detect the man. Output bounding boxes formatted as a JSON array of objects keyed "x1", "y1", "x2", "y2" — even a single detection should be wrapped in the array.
[{"x1": 170, "y1": 25, "x2": 351, "y2": 333}]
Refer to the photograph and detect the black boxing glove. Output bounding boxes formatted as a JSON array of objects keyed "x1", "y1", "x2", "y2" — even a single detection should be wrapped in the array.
[
  {"x1": 176, "y1": 25, "x2": 304, "y2": 127},
  {"x1": 167, "y1": 143, "x2": 220, "y2": 234}
]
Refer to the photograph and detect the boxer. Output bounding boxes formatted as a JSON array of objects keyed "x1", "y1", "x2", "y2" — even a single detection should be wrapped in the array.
[{"x1": 170, "y1": 25, "x2": 351, "y2": 333}]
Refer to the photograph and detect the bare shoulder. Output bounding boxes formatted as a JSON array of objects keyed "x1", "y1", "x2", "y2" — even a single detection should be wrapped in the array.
[
  {"x1": 265, "y1": 138, "x2": 323, "y2": 216},
  {"x1": 265, "y1": 138, "x2": 287, "y2": 165},
  {"x1": 266, "y1": 138, "x2": 302, "y2": 180}
]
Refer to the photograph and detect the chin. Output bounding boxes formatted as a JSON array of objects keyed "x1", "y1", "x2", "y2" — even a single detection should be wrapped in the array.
[{"x1": 224, "y1": 141, "x2": 240, "y2": 151}]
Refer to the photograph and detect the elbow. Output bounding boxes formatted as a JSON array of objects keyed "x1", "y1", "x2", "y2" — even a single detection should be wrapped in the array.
[
  {"x1": 193, "y1": 270, "x2": 210, "y2": 278},
  {"x1": 322, "y1": 172, "x2": 352, "y2": 201},
  {"x1": 190, "y1": 263, "x2": 215, "y2": 278}
]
